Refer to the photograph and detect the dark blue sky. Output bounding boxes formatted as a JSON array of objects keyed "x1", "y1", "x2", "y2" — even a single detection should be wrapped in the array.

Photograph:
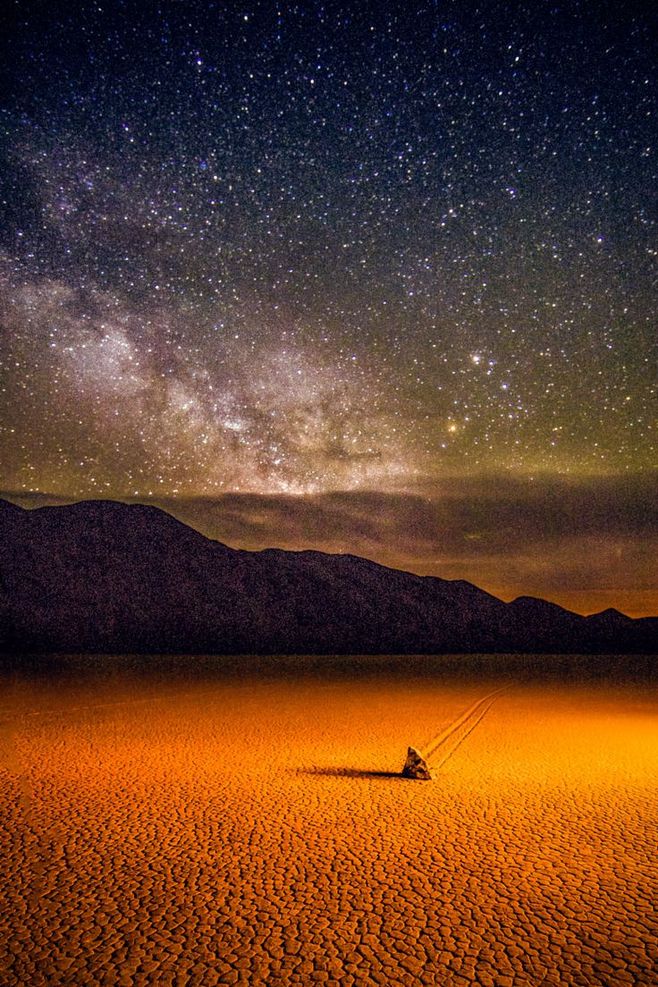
[{"x1": 0, "y1": 0, "x2": 655, "y2": 613}]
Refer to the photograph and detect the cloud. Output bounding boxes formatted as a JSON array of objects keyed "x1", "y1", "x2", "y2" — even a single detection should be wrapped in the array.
[
  {"x1": 152, "y1": 471, "x2": 655, "y2": 550},
  {"x1": 4, "y1": 471, "x2": 656, "y2": 616},
  {"x1": 142, "y1": 472, "x2": 658, "y2": 613}
]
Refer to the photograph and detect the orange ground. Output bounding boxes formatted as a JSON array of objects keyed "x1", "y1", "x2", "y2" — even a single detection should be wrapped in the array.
[{"x1": 1, "y1": 655, "x2": 657, "y2": 986}]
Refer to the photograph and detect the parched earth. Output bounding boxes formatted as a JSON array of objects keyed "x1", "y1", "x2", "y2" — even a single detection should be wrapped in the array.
[{"x1": 1, "y1": 655, "x2": 656, "y2": 986}]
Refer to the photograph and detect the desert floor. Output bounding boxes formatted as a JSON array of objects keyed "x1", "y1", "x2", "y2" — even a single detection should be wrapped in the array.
[{"x1": 1, "y1": 654, "x2": 657, "y2": 986}]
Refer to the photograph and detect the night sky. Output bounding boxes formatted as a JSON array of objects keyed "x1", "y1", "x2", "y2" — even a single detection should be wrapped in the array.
[{"x1": 1, "y1": 1, "x2": 655, "y2": 615}]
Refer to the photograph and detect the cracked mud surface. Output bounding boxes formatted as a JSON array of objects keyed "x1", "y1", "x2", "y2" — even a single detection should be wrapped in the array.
[{"x1": 1, "y1": 654, "x2": 657, "y2": 985}]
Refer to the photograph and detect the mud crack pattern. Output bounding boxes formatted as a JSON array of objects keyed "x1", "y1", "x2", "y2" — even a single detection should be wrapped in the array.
[{"x1": 1, "y1": 657, "x2": 657, "y2": 986}]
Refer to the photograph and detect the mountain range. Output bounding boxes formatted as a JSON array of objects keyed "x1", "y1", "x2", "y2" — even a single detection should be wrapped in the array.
[{"x1": 0, "y1": 498, "x2": 655, "y2": 655}]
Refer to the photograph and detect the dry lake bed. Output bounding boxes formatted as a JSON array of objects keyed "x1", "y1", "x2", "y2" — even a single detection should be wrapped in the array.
[{"x1": 1, "y1": 653, "x2": 656, "y2": 986}]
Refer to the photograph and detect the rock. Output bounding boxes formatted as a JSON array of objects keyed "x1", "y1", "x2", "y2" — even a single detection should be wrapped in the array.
[{"x1": 402, "y1": 747, "x2": 432, "y2": 780}]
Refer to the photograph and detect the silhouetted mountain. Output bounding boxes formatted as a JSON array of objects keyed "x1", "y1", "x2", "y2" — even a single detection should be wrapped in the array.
[{"x1": 0, "y1": 499, "x2": 655, "y2": 655}]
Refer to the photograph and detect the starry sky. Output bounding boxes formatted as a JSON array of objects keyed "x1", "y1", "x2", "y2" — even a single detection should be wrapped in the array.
[{"x1": 0, "y1": 0, "x2": 656, "y2": 615}]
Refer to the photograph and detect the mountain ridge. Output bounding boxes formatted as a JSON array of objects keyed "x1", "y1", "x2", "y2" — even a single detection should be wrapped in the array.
[{"x1": 0, "y1": 498, "x2": 655, "y2": 655}]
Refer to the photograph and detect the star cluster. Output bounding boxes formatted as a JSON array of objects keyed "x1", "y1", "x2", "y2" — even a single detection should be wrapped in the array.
[{"x1": 0, "y1": 1, "x2": 655, "y2": 612}]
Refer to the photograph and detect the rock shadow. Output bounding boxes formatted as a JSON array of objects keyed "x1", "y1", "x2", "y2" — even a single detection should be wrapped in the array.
[{"x1": 296, "y1": 766, "x2": 405, "y2": 780}]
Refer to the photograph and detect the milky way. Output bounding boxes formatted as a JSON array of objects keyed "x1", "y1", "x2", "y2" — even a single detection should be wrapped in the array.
[{"x1": 0, "y1": 1, "x2": 655, "y2": 613}]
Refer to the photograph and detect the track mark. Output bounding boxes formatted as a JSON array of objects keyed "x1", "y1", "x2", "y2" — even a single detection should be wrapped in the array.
[{"x1": 420, "y1": 686, "x2": 509, "y2": 771}]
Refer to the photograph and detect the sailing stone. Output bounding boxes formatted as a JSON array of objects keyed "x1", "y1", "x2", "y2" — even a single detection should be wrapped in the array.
[{"x1": 402, "y1": 746, "x2": 432, "y2": 780}]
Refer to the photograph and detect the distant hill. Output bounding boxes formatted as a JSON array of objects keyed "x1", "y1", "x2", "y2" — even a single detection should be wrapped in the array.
[{"x1": 0, "y1": 499, "x2": 655, "y2": 655}]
